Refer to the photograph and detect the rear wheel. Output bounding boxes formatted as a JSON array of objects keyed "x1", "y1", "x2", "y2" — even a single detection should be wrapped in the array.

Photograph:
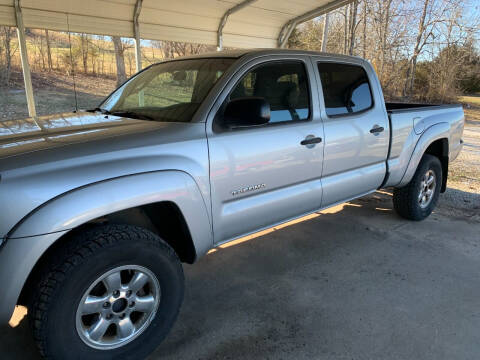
[
  {"x1": 393, "y1": 154, "x2": 442, "y2": 221},
  {"x1": 29, "y1": 224, "x2": 184, "y2": 360}
]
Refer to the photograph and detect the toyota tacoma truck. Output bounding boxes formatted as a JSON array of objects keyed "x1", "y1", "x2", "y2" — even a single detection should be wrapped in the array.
[{"x1": 0, "y1": 49, "x2": 464, "y2": 359}]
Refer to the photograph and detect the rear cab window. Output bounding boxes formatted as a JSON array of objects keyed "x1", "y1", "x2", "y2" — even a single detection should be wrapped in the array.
[{"x1": 317, "y1": 62, "x2": 373, "y2": 117}]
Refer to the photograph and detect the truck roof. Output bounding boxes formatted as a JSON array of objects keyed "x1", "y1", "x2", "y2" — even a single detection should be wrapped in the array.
[{"x1": 178, "y1": 48, "x2": 365, "y2": 62}]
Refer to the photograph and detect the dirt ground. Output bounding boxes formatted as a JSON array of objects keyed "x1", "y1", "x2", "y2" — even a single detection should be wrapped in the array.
[{"x1": 0, "y1": 100, "x2": 479, "y2": 360}]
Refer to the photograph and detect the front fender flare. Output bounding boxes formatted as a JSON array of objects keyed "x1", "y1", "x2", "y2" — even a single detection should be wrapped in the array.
[
  {"x1": 0, "y1": 171, "x2": 213, "y2": 324},
  {"x1": 397, "y1": 122, "x2": 449, "y2": 187},
  {"x1": 9, "y1": 170, "x2": 213, "y2": 257}
]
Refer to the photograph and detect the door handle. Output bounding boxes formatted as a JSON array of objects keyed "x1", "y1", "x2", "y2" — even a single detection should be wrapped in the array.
[
  {"x1": 300, "y1": 136, "x2": 322, "y2": 146},
  {"x1": 369, "y1": 125, "x2": 384, "y2": 135}
]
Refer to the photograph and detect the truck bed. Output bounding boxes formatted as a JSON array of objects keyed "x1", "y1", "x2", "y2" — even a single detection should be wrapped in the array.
[{"x1": 385, "y1": 102, "x2": 460, "y2": 113}]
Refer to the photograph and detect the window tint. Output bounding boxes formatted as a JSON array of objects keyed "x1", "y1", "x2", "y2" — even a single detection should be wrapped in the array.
[
  {"x1": 317, "y1": 63, "x2": 373, "y2": 117},
  {"x1": 230, "y1": 62, "x2": 310, "y2": 123}
]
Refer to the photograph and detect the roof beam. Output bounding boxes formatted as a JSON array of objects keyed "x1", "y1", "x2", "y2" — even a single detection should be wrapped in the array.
[
  {"x1": 278, "y1": 0, "x2": 352, "y2": 48},
  {"x1": 217, "y1": 0, "x2": 258, "y2": 51}
]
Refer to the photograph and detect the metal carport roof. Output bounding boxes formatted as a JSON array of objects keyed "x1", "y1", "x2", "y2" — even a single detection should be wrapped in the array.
[
  {"x1": 0, "y1": 0, "x2": 353, "y2": 120},
  {"x1": 0, "y1": 0, "x2": 351, "y2": 48}
]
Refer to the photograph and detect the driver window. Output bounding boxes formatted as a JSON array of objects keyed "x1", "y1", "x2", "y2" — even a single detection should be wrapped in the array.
[{"x1": 229, "y1": 62, "x2": 311, "y2": 123}]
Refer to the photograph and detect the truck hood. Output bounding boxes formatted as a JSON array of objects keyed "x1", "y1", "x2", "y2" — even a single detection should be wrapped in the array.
[
  {"x1": 0, "y1": 112, "x2": 167, "y2": 160},
  {"x1": 0, "y1": 112, "x2": 209, "y2": 239}
]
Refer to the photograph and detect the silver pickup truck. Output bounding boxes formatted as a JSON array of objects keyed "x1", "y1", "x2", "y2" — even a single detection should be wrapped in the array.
[{"x1": 0, "y1": 49, "x2": 464, "y2": 359}]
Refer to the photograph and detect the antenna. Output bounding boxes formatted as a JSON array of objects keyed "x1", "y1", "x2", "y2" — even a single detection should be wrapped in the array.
[{"x1": 66, "y1": 14, "x2": 78, "y2": 112}]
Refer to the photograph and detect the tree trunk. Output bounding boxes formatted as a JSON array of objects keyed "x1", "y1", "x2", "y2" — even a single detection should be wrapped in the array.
[
  {"x1": 80, "y1": 34, "x2": 89, "y2": 73},
  {"x1": 1, "y1": 27, "x2": 12, "y2": 86},
  {"x1": 45, "y1": 29, "x2": 53, "y2": 71},
  {"x1": 362, "y1": 0, "x2": 367, "y2": 58},
  {"x1": 403, "y1": 0, "x2": 429, "y2": 97},
  {"x1": 112, "y1": 36, "x2": 127, "y2": 86},
  {"x1": 343, "y1": 5, "x2": 349, "y2": 54},
  {"x1": 348, "y1": 0, "x2": 358, "y2": 55},
  {"x1": 380, "y1": 0, "x2": 392, "y2": 81}
]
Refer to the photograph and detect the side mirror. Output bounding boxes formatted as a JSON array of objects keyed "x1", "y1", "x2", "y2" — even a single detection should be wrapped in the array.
[{"x1": 223, "y1": 97, "x2": 271, "y2": 129}]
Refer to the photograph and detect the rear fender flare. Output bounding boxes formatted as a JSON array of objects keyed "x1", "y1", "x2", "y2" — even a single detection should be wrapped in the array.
[{"x1": 398, "y1": 122, "x2": 449, "y2": 187}]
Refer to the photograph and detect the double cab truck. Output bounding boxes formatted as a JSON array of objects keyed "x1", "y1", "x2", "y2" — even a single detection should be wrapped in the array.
[{"x1": 0, "y1": 49, "x2": 464, "y2": 359}]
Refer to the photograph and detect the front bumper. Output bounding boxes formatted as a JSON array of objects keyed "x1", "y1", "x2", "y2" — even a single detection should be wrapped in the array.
[{"x1": 0, "y1": 231, "x2": 68, "y2": 324}]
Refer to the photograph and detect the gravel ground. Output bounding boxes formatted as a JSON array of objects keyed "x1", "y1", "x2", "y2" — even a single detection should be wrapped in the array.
[{"x1": 439, "y1": 106, "x2": 480, "y2": 219}]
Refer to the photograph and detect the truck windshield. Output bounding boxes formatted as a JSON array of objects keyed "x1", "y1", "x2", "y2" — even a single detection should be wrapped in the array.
[{"x1": 99, "y1": 58, "x2": 235, "y2": 122}]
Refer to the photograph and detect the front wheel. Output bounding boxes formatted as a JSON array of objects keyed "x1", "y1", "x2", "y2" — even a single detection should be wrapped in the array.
[
  {"x1": 393, "y1": 154, "x2": 442, "y2": 221},
  {"x1": 29, "y1": 224, "x2": 184, "y2": 360}
]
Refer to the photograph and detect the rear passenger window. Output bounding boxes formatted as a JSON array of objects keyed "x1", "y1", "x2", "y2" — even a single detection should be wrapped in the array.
[
  {"x1": 317, "y1": 63, "x2": 373, "y2": 117},
  {"x1": 230, "y1": 62, "x2": 310, "y2": 123}
]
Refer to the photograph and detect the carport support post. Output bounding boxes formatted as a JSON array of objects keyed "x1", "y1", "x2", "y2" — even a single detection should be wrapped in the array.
[
  {"x1": 277, "y1": 0, "x2": 352, "y2": 48},
  {"x1": 14, "y1": 0, "x2": 37, "y2": 119},
  {"x1": 133, "y1": 0, "x2": 144, "y2": 106},
  {"x1": 321, "y1": 13, "x2": 329, "y2": 52},
  {"x1": 133, "y1": 0, "x2": 143, "y2": 73},
  {"x1": 217, "y1": 0, "x2": 258, "y2": 51}
]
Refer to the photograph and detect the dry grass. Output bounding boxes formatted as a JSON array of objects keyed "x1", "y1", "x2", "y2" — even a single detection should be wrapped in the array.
[
  {"x1": 448, "y1": 96, "x2": 480, "y2": 197},
  {"x1": 459, "y1": 95, "x2": 480, "y2": 106}
]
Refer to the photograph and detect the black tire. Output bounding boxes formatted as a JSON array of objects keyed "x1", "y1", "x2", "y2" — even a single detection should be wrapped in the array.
[
  {"x1": 393, "y1": 154, "x2": 442, "y2": 221},
  {"x1": 29, "y1": 224, "x2": 184, "y2": 360}
]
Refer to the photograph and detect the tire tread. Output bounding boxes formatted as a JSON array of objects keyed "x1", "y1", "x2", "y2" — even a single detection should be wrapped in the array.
[{"x1": 29, "y1": 224, "x2": 182, "y2": 359}]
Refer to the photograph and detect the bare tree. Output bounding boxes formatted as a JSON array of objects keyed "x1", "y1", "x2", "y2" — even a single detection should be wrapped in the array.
[
  {"x1": 1, "y1": 26, "x2": 15, "y2": 86},
  {"x1": 403, "y1": 0, "x2": 430, "y2": 97},
  {"x1": 348, "y1": 0, "x2": 359, "y2": 55},
  {"x1": 45, "y1": 29, "x2": 53, "y2": 71},
  {"x1": 112, "y1": 36, "x2": 127, "y2": 86}
]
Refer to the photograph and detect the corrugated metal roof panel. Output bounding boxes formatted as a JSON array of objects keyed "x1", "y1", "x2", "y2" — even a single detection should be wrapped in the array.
[{"x1": 1, "y1": 0, "x2": 351, "y2": 48}]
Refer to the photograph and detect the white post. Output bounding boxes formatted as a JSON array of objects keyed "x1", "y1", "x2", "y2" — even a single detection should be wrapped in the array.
[
  {"x1": 14, "y1": 0, "x2": 37, "y2": 118},
  {"x1": 321, "y1": 13, "x2": 330, "y2": 52},
  {"x1": 133, "y1": 0, "x2": 144, "y2": 106},
  {"x1": 133, "y1": 0, "x2": 143, "y2": 73}
]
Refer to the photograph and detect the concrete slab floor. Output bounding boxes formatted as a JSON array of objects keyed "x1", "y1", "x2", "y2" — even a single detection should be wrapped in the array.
[{"x1": 1, "y1": 191, "x2": 479, "y2": 360}]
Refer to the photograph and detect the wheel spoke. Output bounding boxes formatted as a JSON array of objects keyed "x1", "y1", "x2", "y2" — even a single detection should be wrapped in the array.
[
  {"x1": 418, "y1": 190, "x2": 424, "y2": 202},
  {"x1": 135, "y1": 295, "x2": 155, "y2": 313},
  {"x1": 117, "y1": 317, "x2": 135, "y2": 338},
  {"x1": 427, "y1": 175, "x2": 435, "y2": 186},
  {"x1": 103, "y1": 272, "x2": 122, "y2": 293},
  {"x1": 129, "y1": 272, "x2": 149, "y2": 293},
  {"x1": 82, "y1": 295, "x2": 108, "y2": 315},
  {"x1": 88, "y1": 318, "x2": 110, "y2": 341}
]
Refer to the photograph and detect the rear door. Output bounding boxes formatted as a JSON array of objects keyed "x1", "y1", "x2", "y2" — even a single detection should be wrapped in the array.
[
  {"x1": 206, "y1": 56, "x2": 324, "y2": 244},
  {"x1": 312, "y1": 59, "x2": 389, "y2": 207}
]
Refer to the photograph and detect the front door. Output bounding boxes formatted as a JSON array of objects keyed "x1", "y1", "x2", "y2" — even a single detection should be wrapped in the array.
[{"x1": 207, "y1": 58, "x2": 324, "y2": 244}]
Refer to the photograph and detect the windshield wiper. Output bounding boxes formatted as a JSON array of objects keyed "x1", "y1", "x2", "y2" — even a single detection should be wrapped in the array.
[
  {"x1": 86, "y1": 107, "x2": 111, "y2": 115},
  {"x1": 109, "y1": 110, "x2": 156, "y2": 121}
]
